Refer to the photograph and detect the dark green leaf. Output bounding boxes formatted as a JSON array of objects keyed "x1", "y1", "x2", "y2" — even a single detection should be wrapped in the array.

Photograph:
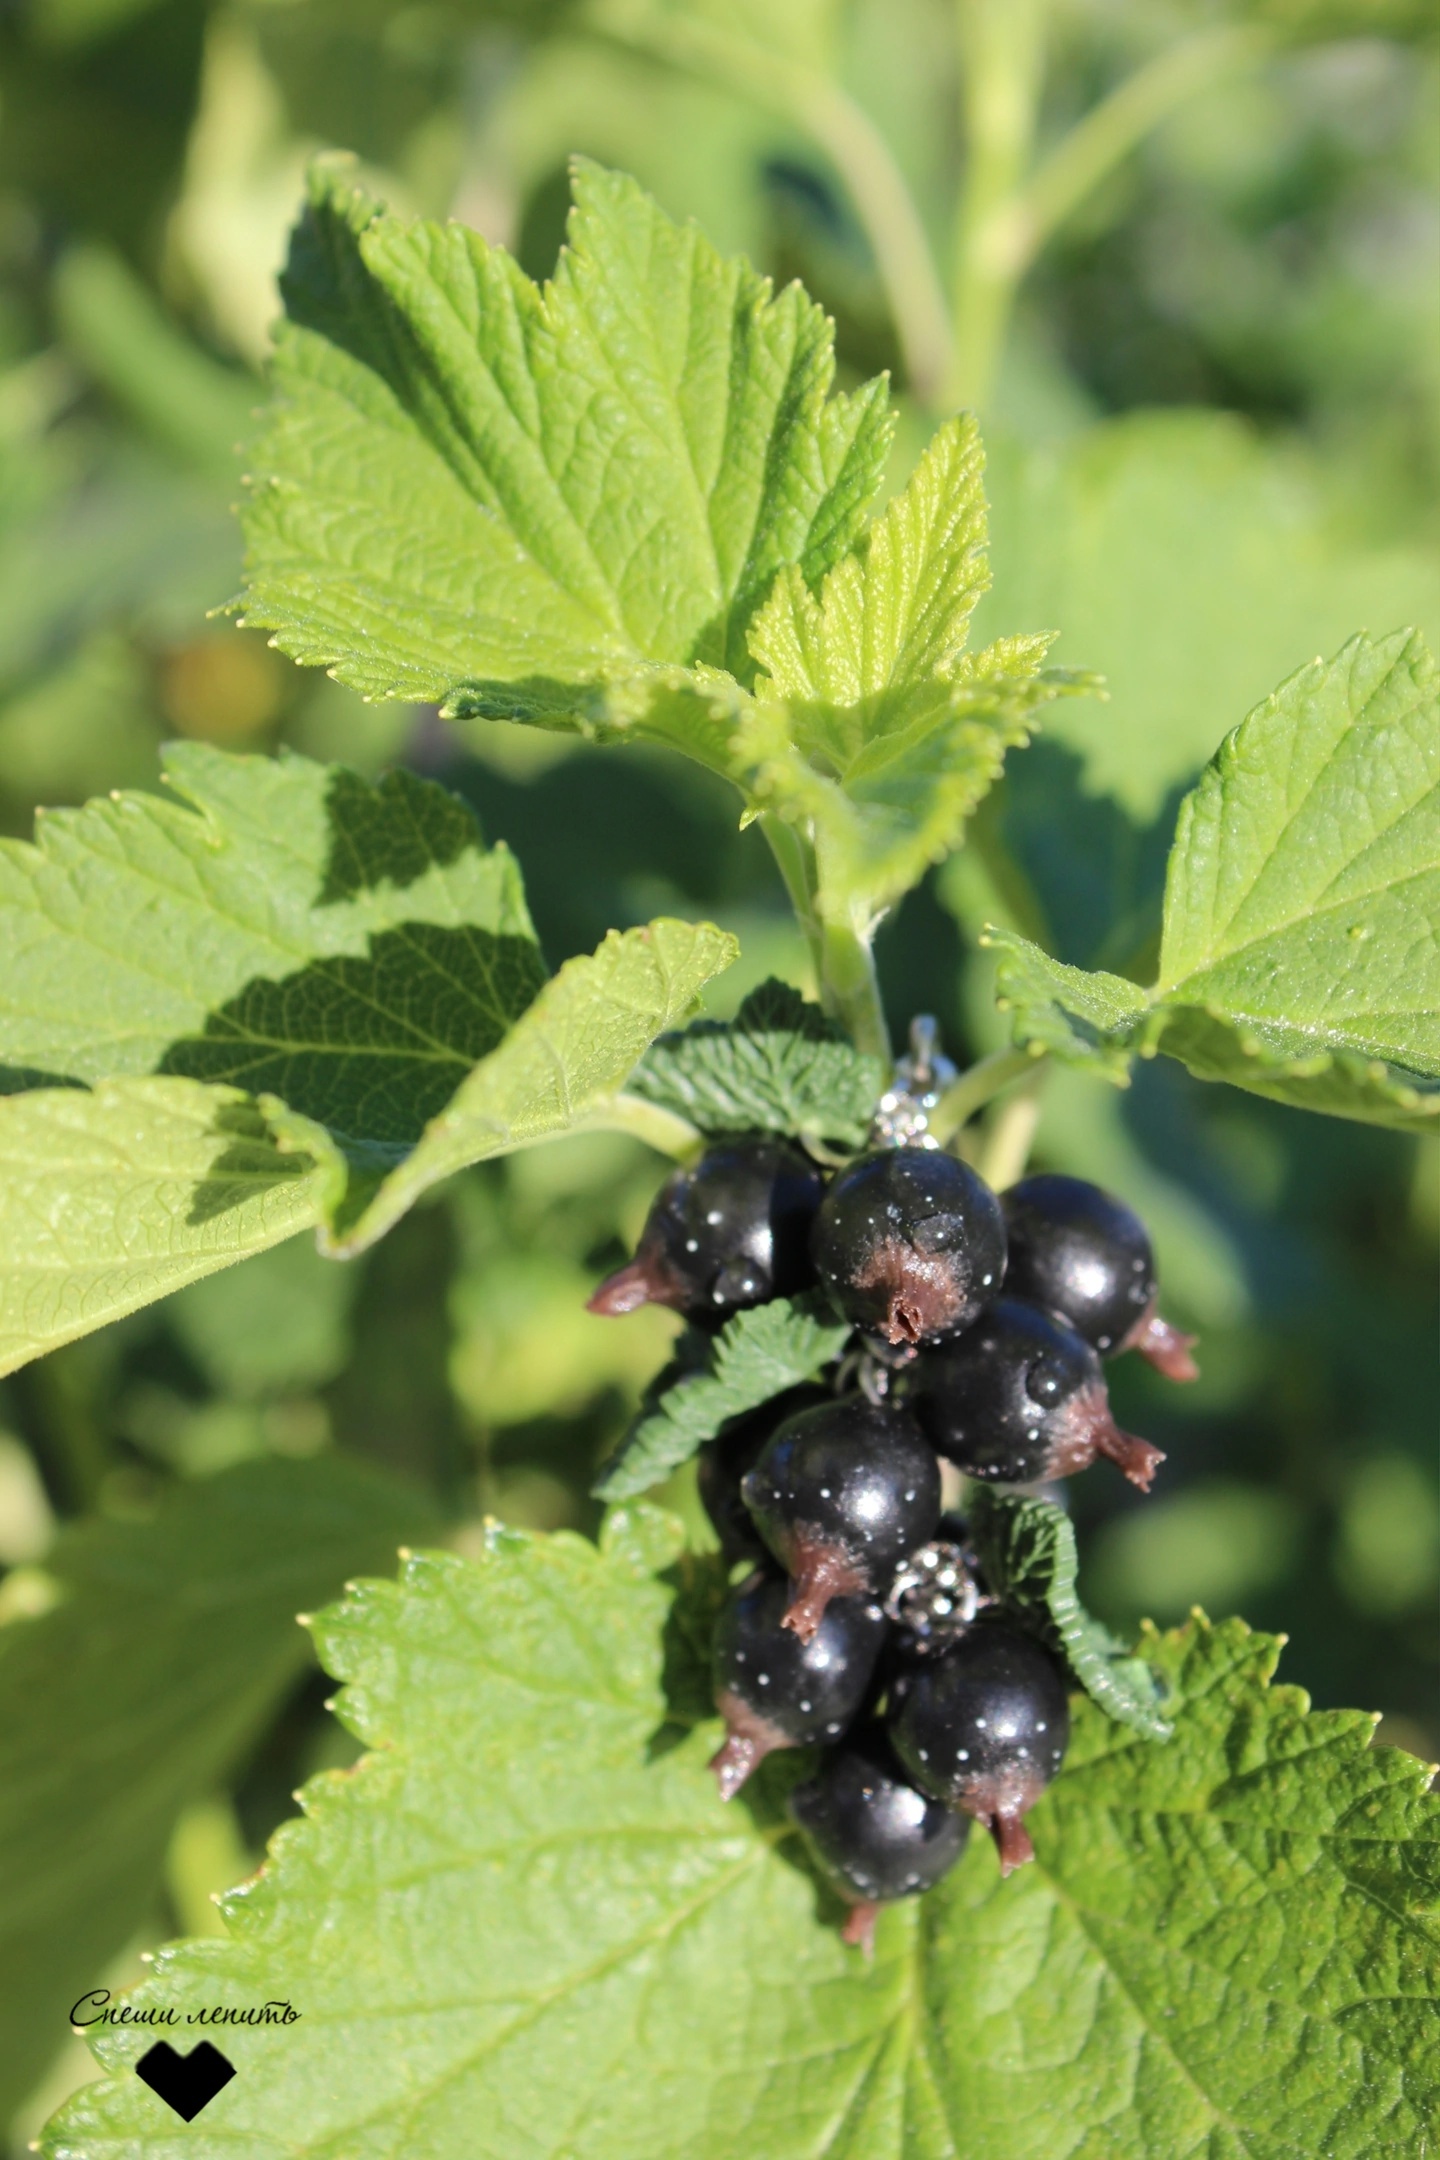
[
  {"x1": 628, "y1": 977, "x2": 888, "y2": 1148},
  {"x1": 593, "y1": 1297, "x2": 850, "y2": 1499}
]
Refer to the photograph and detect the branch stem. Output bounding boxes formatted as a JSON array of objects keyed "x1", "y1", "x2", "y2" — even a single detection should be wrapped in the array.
[
  {"x1": 1006, "y1": 25, "x2": 1273, "y2": 278},
  {"x1": 975, "y1": 1072, "x2": 1045, "y2": 1190},
  {"x1": 587, "y1": 11, "x2": 953, "y2": 405},
  {"x1": 946, "y1": 0, "x2": 1048, "y2": 412}
]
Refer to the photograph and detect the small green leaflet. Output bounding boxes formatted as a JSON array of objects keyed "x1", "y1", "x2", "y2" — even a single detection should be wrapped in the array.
[
  {"x1": 628, "y1": 977, "x2": 888, "y2": 1148},
  {"x1": 593, "y1": 1297, "x2": 850, "y2": 1500},
  {"x1": 44, "y1": 1513, "x2": 1440, "y2": 2160},
  {"x1": 987, "y1": 629, "x2": 1440, "y2": 1130},
  {"x1": 0, "y1": 743, "x2": 735, "y2": 1367},
  {"x1": 967, "y1": 1488, "x2": 1171, "y2": 1739},
  {"x1": 0, "y1": 1453, "x2": 429, "y2": 2125},
  {"x1": 743, "y1": 417, "x2": 1093, "y2": 930},
  {"x1": 240, "y1": 155, "x2": 890, "y2": 723}
]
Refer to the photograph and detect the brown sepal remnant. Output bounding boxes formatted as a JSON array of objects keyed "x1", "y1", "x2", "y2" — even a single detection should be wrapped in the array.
[
  {"x1": 1123, "y1": 1303, "x2": 1200, "y2": 1383},
  {"x1": 587, "y1": 1243, "x2": 687, "y2": 1316},
  {"x1": 780, "y1": 1526, "x2": 870, "y2": 1643},
  {"x1": 852, "y1": 1238, "x2": 968, "y2": 1346},
  {"x1": 841, "y1": 1900, "x2": 882, "y2": 1957},
  {"x1": 958, "y1": 1769, "x2": 1045, "y2": 1877},
  {"x1": 708, "y1": 1690, "x2": 791, "y2": 1801},
  {"x1": 1045, "y1": 1379, "x2": 1165, "y2": 1492}
]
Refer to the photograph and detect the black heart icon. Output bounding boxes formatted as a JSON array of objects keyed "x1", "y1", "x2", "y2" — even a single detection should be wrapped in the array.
[{"x1": 135, "y1": 2039, "x2": 236, "y2": 2121}]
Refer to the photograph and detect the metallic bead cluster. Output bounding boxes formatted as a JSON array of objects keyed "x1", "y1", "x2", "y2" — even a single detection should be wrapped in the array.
[{"x1": 870, "y1": 1014, "x2": 957, "y2": 1149}]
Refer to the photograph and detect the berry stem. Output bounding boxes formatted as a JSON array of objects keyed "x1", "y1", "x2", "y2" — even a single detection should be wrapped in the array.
[
  {"x1": 930, "y1": 1046, "x2": 1043, "y2": 1144},
  {"x1": 576, "y1": 1092, "x2": 702, "y2": 1160}
]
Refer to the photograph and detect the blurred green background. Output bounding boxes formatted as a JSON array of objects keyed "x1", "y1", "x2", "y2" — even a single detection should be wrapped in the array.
[{"x1": 0, "y1": 0, "x2": 1436, "y2": 2141}]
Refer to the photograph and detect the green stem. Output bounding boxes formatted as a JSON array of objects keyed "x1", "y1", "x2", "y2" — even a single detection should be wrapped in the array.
[
  {"x1": 817, "y1": 918, "x2": 890, "y2": 1062},
  {"x1": 572, "y1": 1093, "x2": 703, "y2": 1160},
  {"x1": 930, "y1": 1045, "x2": 1041, "y2": 1144},
  {"x1": 975, "y1": 1071, "x2": 1046, "y2": 1190},
  {"x1": 760, "y1": 815, "x2": 890, "y2": 1059},
  {"x1": 587, "y1": 11, "x2": 953, "y2": 405},
  {"x1": 1004, "y1": 24, "x2": 1274, "y2": 279},
  {"x1": 946, "y1": 0, "x2": 1049, "y2": 412}
]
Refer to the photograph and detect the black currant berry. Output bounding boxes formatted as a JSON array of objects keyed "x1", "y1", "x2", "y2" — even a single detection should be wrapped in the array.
[
  {"x1": 740, "y1": 1395, "x2": 942, "y2": 1641},
  {"x1": 588, "y1": 1138, "x2": 824, "y2": 1320},
  {"x1": 1002, "y1": 1173, "x2": 1198, "y2": 1381},
  {"x1": 709, "y1": 1568, "x2": 886, "y2": 1800},
  {"x1": 697, "y1": 1385, "x2": 828, "y2": 1566},
  {"x1": 789, "y1": 1724, "x2": 969, "y2": 1952},
  {"x1": 911, "y1": 1297, "x2": 1165, "y2": 1491},
  {"x1": 809, "y1": 1146, "x2": 1006, "y2": 1348},
  {"x1": 888, "y1": 1616, "x2": 1069, "y2": 1873}
]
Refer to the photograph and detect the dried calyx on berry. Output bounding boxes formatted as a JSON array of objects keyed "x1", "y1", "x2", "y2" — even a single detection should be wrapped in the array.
[
  {"x1": 809, "y1": 1145, "x2": 1006, "y2": 1348},
  {"x1": 888, "y1": 1615, "x2": 1070, "y2": 1874},
  {"x1": 709, "y1": 1568, "x2": 886, "y2": 1800},
  {"x1": 1002, "y1": 1173, "x2": 1198, "y2": 1382},
  {"x1": 911, "y1": 1296, "x2": 1165, "y2": 1491},
  {"x1": 697, "y1": 1385, "x2": 829, "y2": 1566},
  {"x1": 788, "y1": 1722, "x2": 969, "y2": 1955},
  {"x1": 588, "y1": 1137, "x2": 824, "y2": 1321},
  {"x1": 884, "y1": 1529, "x2": 986, "y2": 1653},
  {"x1": 740, "y1": 1395, "x2": 942, "y2": 1641}
]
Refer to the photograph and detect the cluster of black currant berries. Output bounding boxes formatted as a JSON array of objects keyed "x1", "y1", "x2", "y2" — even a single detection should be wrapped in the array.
[{"x1": 590, "y1": 1126, "x2": 1196, "y2": 1952}]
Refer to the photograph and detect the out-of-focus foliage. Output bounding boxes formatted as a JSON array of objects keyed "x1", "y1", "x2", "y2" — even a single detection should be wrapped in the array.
[{"x1": 0, "y1": 0, "x2": 1434, "y2": 2144}]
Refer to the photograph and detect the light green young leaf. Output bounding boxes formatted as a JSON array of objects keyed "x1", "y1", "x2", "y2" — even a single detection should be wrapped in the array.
[
  {"x1": 744, "y1": 419, "x2": 1092, "y2": 927},
  {"x1": 43, "y1": 1521, "x2": 1440, "y2": 2159},
  {"x1": 0, "y1": 1453, "x2": 430, "y2": 2126},
  {"x1": 240, "y1": 155, "x2": 891, "y2": 746},
  {"x1": 966, "y1": 1488, "x2": 1171, "y2": 1738},
  {"x1": 593, "y1": 1295, "x2": 851, "y2": 1500},
  {"x1": 986, "y1": 630, "x2": 1440, "y2": 1130},
  {"x1": 628, "y1": 976, "x2": 888, "y2": 1148},
  {"x1": 0, "y1": 1080, "x2": 322, "y2": 1378}
]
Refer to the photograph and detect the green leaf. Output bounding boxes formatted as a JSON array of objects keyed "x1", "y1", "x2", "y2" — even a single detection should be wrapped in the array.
[
  {"x1": 0, "y1": 743, "x2": 735, "y2": 1352},
  {"x1": 239, "y1": 155, "x2": 891, "y2": 739},
  {"x1": 43, "y1": 1523, "x2": 1440, "y2": 2159},
  {"x1": 0, "y1": 1080, "x2": 323, "y2": 1379},
  {"x1": 0, "y1": 1453, "x2": 430, "y2": 2126},
  {"x1": 0, "y1": 739, "x2": 543, "y2": 1095},
  {"x1": 987, "y1": 630, "x2": 1440, "y2": 1130},
  {"x1": 743, "y1": 417, "x2": 1093, "y2": 927},
  {"x1": 627, "y1": 976, "x2": 888, "y2": 1149},
  {"x1": 291, "y1": 911, "x2": 739, "y2": 1254},
  {"x1": 593, "y1": 1297, "x2": 850, "y2": 1500},
  {"x1": 966, "y1": 1488, "x2": 1172, "y2": 1739}
]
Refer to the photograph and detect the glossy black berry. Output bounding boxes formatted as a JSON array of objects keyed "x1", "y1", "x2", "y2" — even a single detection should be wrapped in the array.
[
  {"x1": 809, "y1": 1146, "x2": 1006, "y2": 1348},
  {"x1": 697, "y1": 1385, "x2": 828, "y2": 1566},
  {"x1": 1002, "y1": 1173, "x2": 1198, "y2": 1381},
  {"x1": 888, "y1": 1616, "x2": 1069, "y2": 1873},
  {"x1": 789, "y1": 1724, "x2": 969, "y2": 1949},
  {"x1": 709, "y1": 1569, "x2": 887, "y2": 1799},
  {"x1": 589, "y1": 1137, "x2": 824, "y2": 1321},
  {"x1": 740, "y1": 1394, "x2": 942, "y2": 1641},
  {"x1": 911, "y1": 1297, "x2": 1164, "y2": 1491}
]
